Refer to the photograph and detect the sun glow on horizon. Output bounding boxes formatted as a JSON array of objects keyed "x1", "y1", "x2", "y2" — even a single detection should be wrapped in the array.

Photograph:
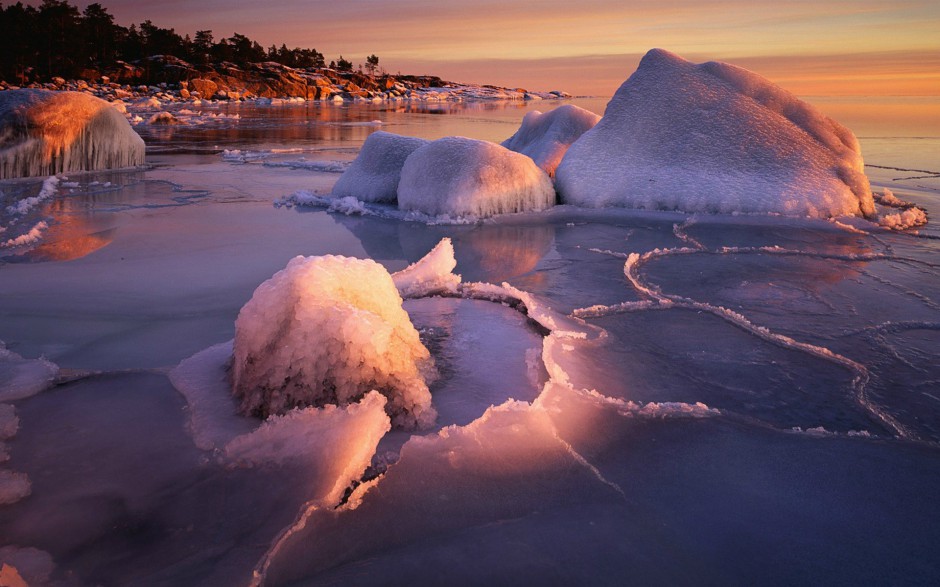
[{"x1": 67, "y1": 0, "x2": 940, "y2": 97}]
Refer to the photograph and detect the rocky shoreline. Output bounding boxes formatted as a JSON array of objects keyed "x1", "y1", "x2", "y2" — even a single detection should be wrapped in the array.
[{"x1": 0, "y1": 55, "x2": 570, "y2": 105}]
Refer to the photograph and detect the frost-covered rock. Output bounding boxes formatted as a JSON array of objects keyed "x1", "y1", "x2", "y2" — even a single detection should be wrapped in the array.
[
  {"x1": 146, "y1": 111, "x2": 180, "y2": 125},
  {"x1": 0, "y1": 90, "x2": 145, "y2": 179},
  {"x1": 333, "y1": 131, "x2": 428, "y2": 202},
  {"x1": 555, "y1": 49, "x2": 875, "y2": 218},
  {"x1": 398, "y1": 136, "x2": 555, "y2": 218},
  {"x1": 501, "y1": 105, "x2": 600, "y2": 176},
  {"x1": 232, "y1": 254, "x2": 437, "y2": 429}
]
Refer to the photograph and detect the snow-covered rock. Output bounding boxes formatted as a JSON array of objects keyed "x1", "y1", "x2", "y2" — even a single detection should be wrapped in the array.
[
  {"x1": 232, "y1": 254, "x2": 437, "y2": 429},
  {"x1": 501, "y1": 105, "x2": 600, "y2": 176},
  {"x1": 555, "y1": 49, "x2": 875, "y2": 218},
  {"x1": 332, "y1": 131, "x2": 428, "y2": 202},
  {"x1": 398, "y1": 136, "x2": 555, "y2": 218},
  {"x1": 0, "y1": 90, "x2": 145, "y2": 179}
]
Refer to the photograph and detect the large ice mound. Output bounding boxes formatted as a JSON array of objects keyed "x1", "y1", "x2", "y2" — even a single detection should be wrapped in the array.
[
  {"x1": 398, "y1": 136, "x2": 555, "y2": 218},
  {"x1": 501, "y1": 105, "x2": 601, "y2": 176},
  {"x1": 332, "y1": 131, "x2": 429, "y2": 202},
  {"x1": 555, "y1": 49, "x2": 875, "y2": 218},
  {"x1": 0, "y1": 90, "x2": 145, "y2": 179},
  {"x1": 232, "y1": 254, "x2": 437, "y2": 429}
]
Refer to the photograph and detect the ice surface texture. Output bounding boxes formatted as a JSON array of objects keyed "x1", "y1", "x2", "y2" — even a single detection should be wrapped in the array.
[
  {"x1": 555, "y1": 49, "x2": 875, "y2": 218},
  {"x1": 332, "y1": 131, "x2": 428, "y2": 202},
  {"x1": 398, "y1": 137, "x2": 555, "y2": 218},
  {"x1": 0, "y1": 90, "x2": 145, "y2": 179},
  {"x1": 0, "y1": 343, "x2": 58, "y2": 402},
  {"x1": 232, "y1": 254, "x2": 437, "y2": 429},
  {"x1": 501, "y1": 105, "x2": 601, "y2": 176}
]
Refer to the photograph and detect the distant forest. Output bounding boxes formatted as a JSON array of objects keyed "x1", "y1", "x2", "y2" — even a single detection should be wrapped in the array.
[{"x1": 0, "y1": 0, "x2": 373, "y2": 83}]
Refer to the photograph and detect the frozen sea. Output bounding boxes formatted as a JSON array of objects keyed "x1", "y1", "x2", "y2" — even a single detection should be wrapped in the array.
[{"x1": 1, "y1": 95, "x2": 940, "y2": 586}]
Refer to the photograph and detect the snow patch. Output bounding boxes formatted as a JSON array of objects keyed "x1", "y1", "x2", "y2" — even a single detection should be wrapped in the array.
[
  {"x1": 5, "y1": 175, "x2": 59, "y2": 216},
  {"x1": 262, "y1": 159, "x2": 349, "y2": 172},
  {"x1": 879, "y1": 207, "x2": 928, "y2": 230},
  {"x1": 1, "y1": 221, "x2": 48, "y2": 248},
  {"x1": 0, "y1": 344, "x2": 59, "y2": 401}
]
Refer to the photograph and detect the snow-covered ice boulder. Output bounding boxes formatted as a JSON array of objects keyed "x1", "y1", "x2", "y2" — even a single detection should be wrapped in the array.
[
  {"x1": 232, "y1": 254, "x2": 437, "y2": 429},
  {"x1": 501, "y1": 105, "x2": 601, "y2": 176},
  {"x1": 0, "y1": 90, "x2": 145, "y2": 179},
  {"x1": 398, "y1": 136, "x2": 555, "y2": 218},
  {"x1": 555, "y1": 49, "x2": 875, "y2": 218},
  {"x1": 332, "y1": 131, "x2": 428, "y2": 202}
]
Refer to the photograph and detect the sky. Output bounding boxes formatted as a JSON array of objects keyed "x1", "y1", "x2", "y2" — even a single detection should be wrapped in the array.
[{"x1": 72, "y1": 0, "x2": 940, "y2": 97}]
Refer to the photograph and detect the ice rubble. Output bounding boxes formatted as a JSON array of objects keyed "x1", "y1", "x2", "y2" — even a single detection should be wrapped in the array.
[
  {"x1": 0, "y1": 404, "x2": 29, "y2": 505},
  {"x1": 332, "y1": 131, "x2": 428, "y2": 202},
  {"x1": 397, "y1": 137, "x2": 555, "y2": 218},
  {"x1": 232, "y1": 254, "x2": 437, "y2": 429},
  {"x1": 0, "y1": 90, "x2": 145, "y2": 179},
  {"x1": 391, "y1": 237, "x2": 462, "y2": 298},
  {"x1": 555, "y1": 49, "x2": 876, "y2": 219},
  {"x1": 875, "y1": 188, "x2": 928, "y2": 230},
  {"x1": 501, "y1": 105, "x2": 601, "y2": 176},
  {"x1": 4, "y1": 176, "x2": 58, "y2": 216}
]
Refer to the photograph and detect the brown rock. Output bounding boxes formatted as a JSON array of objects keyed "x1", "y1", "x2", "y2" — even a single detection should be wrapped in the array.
[{"x1": 189, "y1": 78, "x2": 218, "y2": 100}]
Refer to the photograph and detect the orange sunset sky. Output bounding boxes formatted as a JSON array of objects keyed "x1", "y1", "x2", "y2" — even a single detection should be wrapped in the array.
[{"x1": 73, "y1": 0, "x2": 939, "y2": 97}]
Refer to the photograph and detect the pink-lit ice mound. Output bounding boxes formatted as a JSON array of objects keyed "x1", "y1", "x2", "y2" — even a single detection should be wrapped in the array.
[
  {"x1": 501, "y1": 104, "x2": 601, "y2": 176},
  {"x1": 332, "y1": 131, "x2": 429, "y2": 202},
  {"x1": 555, "y1": 49, "x2": 875, "y2": 218},
  {"x1": 232, "y1": 254, "x2": 437, "y2": 429},
  {"x1": 0, "y1": 90, "x2": 145, "y2": 179},
  {"x1": 398, "y1": 136, "x2": 555, "y2": 218}
]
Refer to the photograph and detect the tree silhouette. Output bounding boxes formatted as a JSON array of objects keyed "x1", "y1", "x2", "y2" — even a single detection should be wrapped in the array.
[{"x1": 365, "y1": 54, "x2": 379, "y2": 76}]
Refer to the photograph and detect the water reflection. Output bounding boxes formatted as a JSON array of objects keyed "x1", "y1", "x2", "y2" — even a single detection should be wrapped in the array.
[
  {"x1": 332, "y1": 214, "x2": 555, "y2": 283},
  {"x1": 134, "y1": 97, "x2": 610, "y2": 152},
  {"x1": 0, "y1": 169, "x2": 205, "y2": 263}
]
